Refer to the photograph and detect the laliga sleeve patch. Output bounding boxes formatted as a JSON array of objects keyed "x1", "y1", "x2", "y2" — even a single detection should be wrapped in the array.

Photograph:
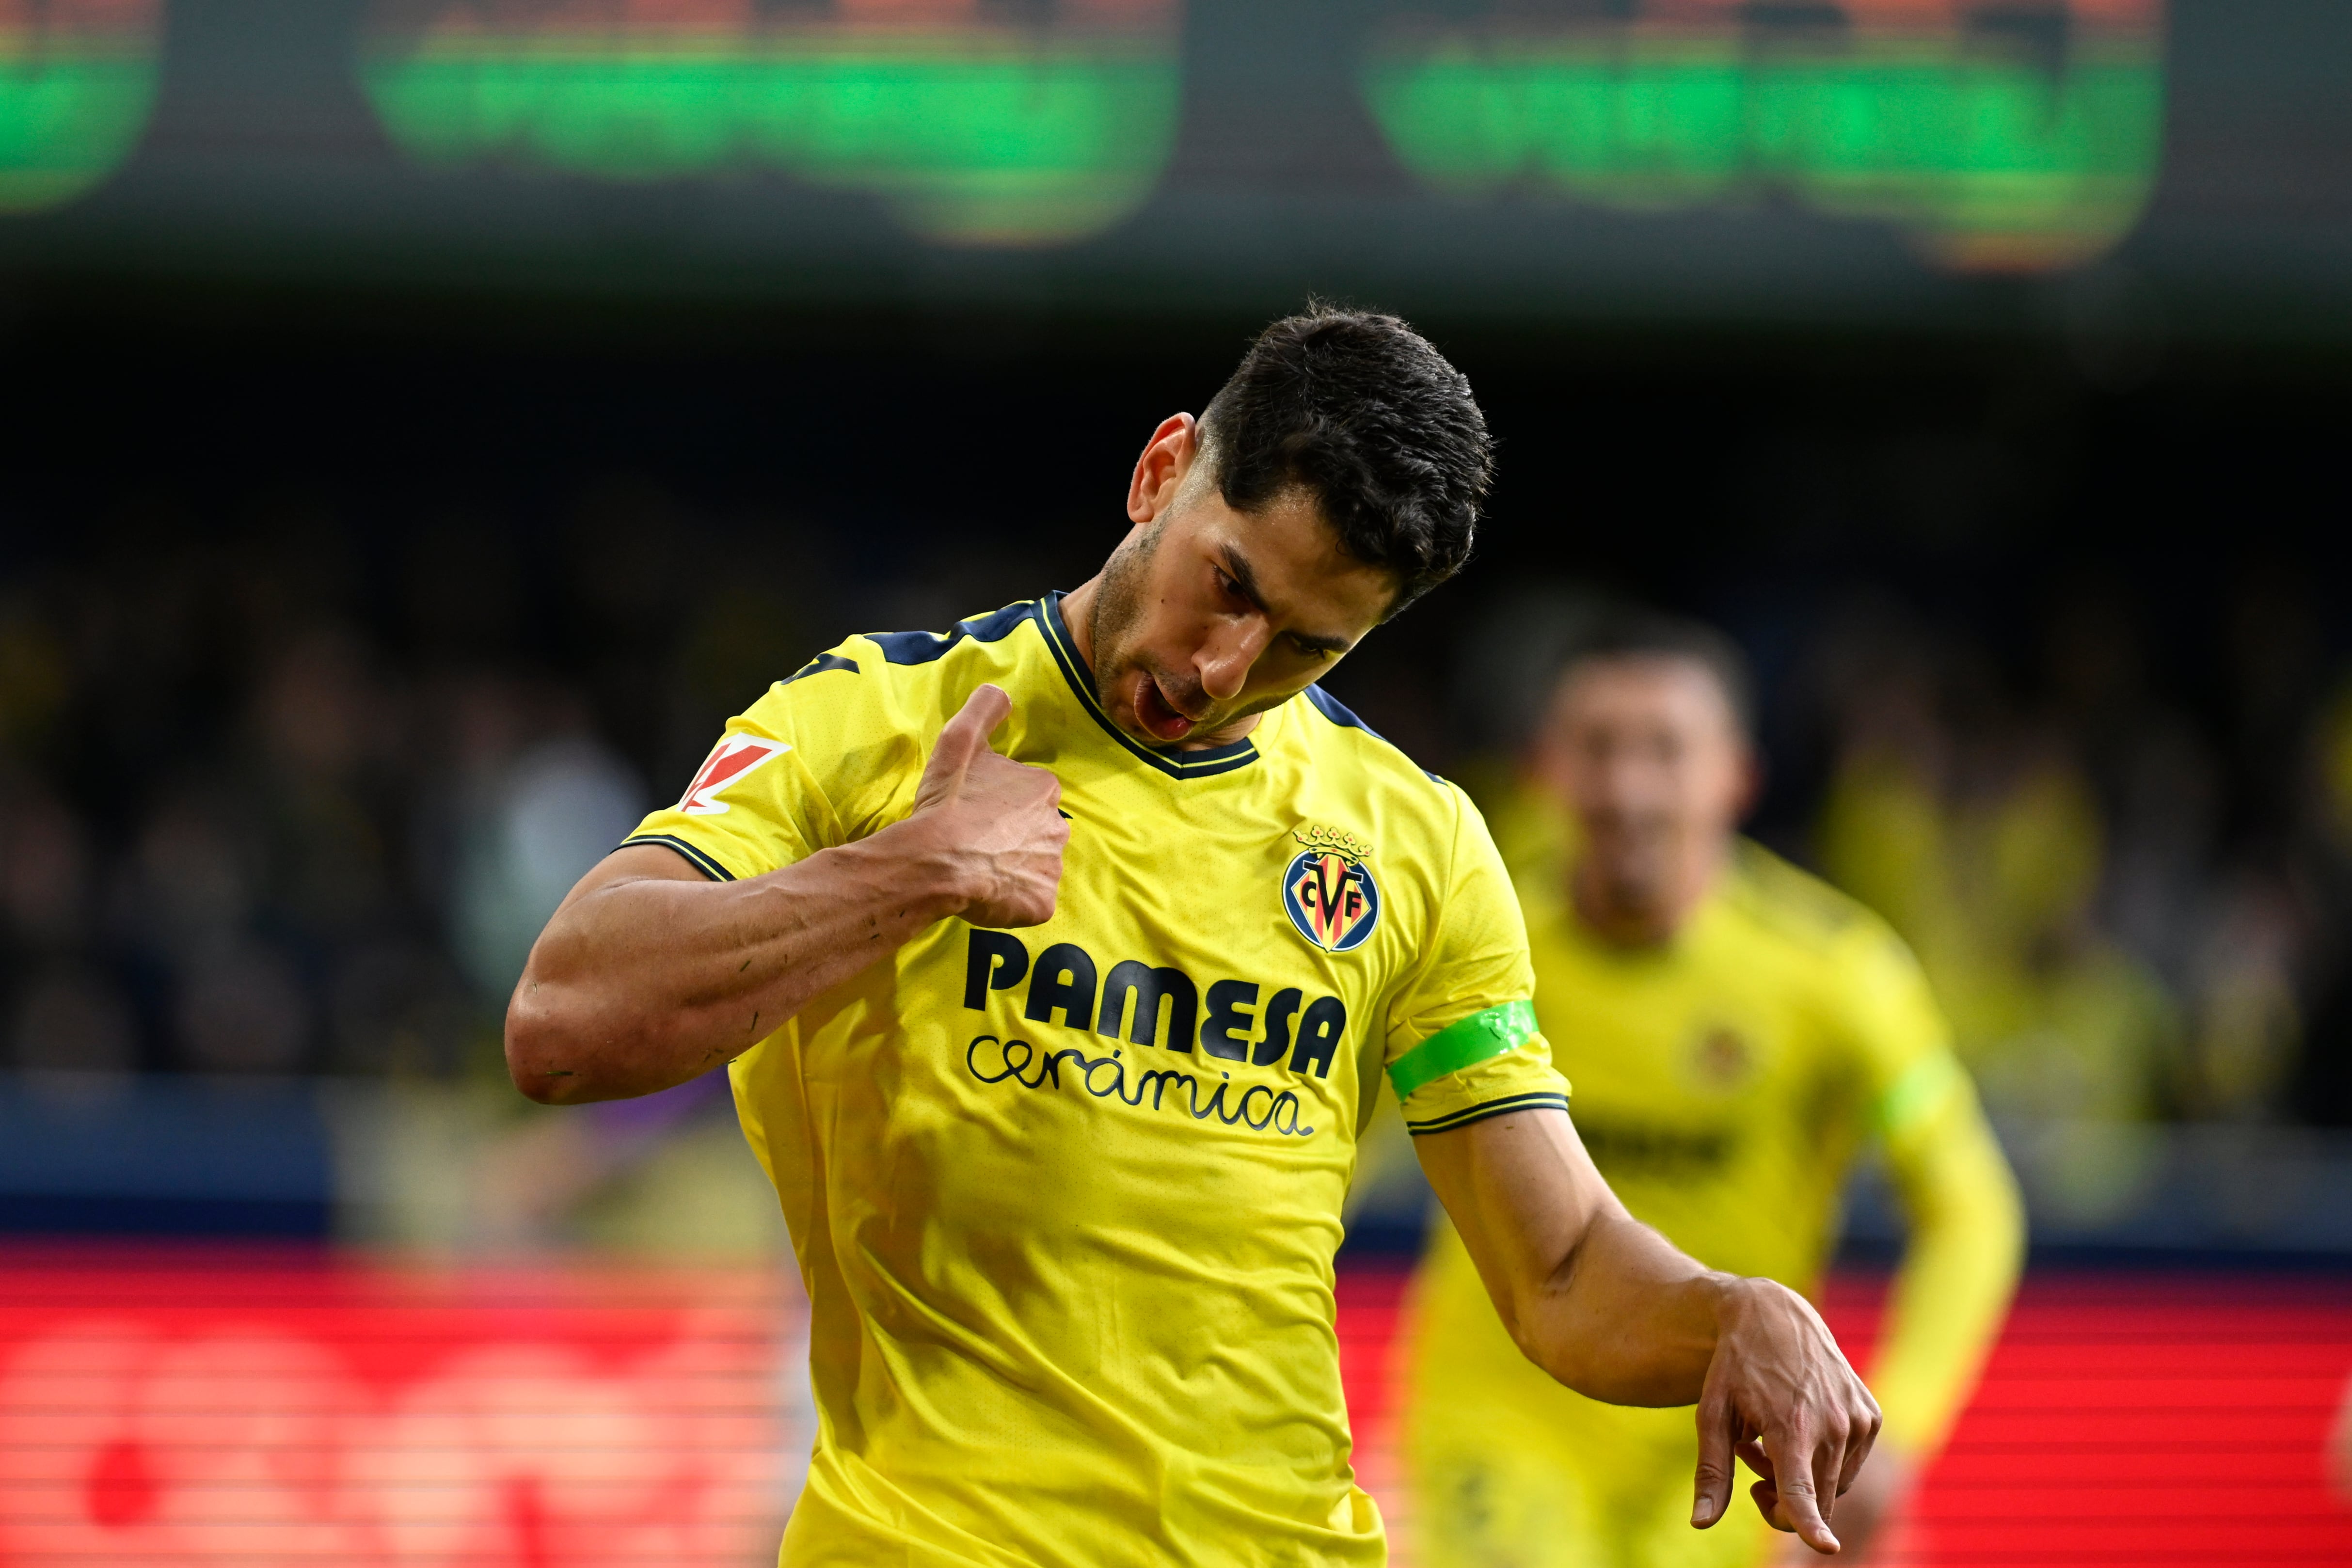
[
  {"x1": 678, "y1": 735, "x2": 792, "y2": 816},
  {"x1": 1282, "y1": 824, "x2": 1380, "y2": 953}
]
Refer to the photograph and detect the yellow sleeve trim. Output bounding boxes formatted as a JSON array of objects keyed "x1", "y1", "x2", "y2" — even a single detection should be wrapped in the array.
[{"x1": 1387, "y1": 1000, "x2": 1540, "y2": 1101}]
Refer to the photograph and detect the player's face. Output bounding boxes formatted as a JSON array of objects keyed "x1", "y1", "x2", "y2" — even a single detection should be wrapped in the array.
[
  {"x1": 1083, "y1": 415, "x2": 1398, "y2": 751},
  {"x1": 1536, "y1": 657, "x2": 1753, "y2": 897}
]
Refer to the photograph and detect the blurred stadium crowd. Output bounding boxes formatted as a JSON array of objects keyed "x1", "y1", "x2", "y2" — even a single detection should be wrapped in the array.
[
  {"x1": 3, "y1": 486, "x2": 2351, "y2": 1227},
  {"x1": 1787, "y1": 578, "x2": 2347, "y2": 1216},
  {"x1": 1431, "y1": 558, "x2": 2352, "y2": 1236}
]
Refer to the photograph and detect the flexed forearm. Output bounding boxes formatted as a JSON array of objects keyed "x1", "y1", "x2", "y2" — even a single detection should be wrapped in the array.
[
  {"x1": 1521, "y1": 1208, "x2": 1732, "y2": 1404},
  {"x1": 1420, "y1": 1105, "x2": 1880, "y2": 1554},
  {"x1": 505, "y1": 684, "x2": 1068, "y2": 1105},
  {"x1": 506, "y1": 827, "x2": 970, "y2": 1104},
  {"x1": 1420, "y1": 1100, "x2": 1722, "y2": 1402}
]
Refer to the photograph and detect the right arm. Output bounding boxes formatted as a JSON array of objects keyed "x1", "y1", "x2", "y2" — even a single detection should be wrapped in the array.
[
  {"x1": 503, "y1": 684, "x2": 1067, "y2": 1104},
  {"x1": 1416, "y1": 1107, "x2": 1880, "y2": 1554}
]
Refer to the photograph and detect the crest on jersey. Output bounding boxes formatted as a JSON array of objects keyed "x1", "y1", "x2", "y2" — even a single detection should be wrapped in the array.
[
  {"x1": 1282, "y1": 824, "x2": 1380, "y2": 954},
  {"x1": 677, "y1": 735, "x2": 791, "y2": 815},
  {"x1": 1693, "y1": 1026, "x2": 1753, "y2": 1088}
]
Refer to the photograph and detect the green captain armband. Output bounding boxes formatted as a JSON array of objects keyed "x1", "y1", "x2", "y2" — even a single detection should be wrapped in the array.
[
  {"x1": 1386, "y1": 1000, "x2": 1541, "y2": 1101},
  {"x1": 1874, "y1": 1050, "x2": 1967, "y2": 1140}
]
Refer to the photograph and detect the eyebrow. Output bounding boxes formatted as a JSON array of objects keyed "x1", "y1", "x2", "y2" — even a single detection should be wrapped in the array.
[{"x1": 1221, "y1": 542, "x2": 1355, "y2": 655}]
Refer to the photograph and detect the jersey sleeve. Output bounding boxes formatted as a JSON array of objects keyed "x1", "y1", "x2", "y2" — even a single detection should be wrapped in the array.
[
  {"x1": 1383, "y1": 784, "x2": 1571, "y2": 1135},
  {"x1": 1830, "y1": 918, "x2": 2026, "y2": 1456},
  {"x1": 620, "y1": 643, "x2": 925, "y2": 881},
  {"x1": 1827, "y1": 918, "x2": 1964, "y2": 1137}
]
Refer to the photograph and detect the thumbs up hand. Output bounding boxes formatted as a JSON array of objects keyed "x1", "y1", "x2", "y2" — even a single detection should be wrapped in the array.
[{"x1": 910, "y1": 684, "x2": 1069, "y2": 928}]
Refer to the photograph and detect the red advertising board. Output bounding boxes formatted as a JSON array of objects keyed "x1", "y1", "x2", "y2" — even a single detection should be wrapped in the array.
[
  {"x1": 5, "y1": 1251, "x2": 2352, "y2": 1567},
  {"x1": 1339, "y1": 1266, "x2": 2352, "y2": 1568},
  {"x1": 0, "y1": 1249, "x2": 797, "y2": 1567}
]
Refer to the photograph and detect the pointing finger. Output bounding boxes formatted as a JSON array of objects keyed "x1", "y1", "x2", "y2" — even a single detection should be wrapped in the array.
[
  {"x1": 1837, "y1": 1401, "x2": 1881, "y2": 1496},
  {"x1": 1766, "y1": 1425, "x2": 1840, "y2": 1555},
  {"x1": 1691, "y1": 1386, "x2": 1735, "y2": 1530},
  {"x1": 1812, "y1": 1421, "x2": 1846, "y2": 1546},
  {"x1": 949, "y1": 682, "x2": 1014, "y2": 745},
  {"x1": 928, "y1": 684, "x2": 1014, "y2": 782}
]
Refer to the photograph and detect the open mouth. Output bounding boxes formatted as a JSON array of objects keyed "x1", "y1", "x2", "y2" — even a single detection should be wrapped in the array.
[{"x1": 1132, "y1": 671, "x2": 1198, "y2": 743}]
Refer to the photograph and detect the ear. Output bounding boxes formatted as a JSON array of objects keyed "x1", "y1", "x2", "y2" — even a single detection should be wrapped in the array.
[
  {"x1": 1127, "y1": 413, "x2": 1198, "y2": 527},
  {"x1": 1732, "y1": 743, "x2": 1766, "y2": 825},
  {"x1": 1522, "y1": 666, "x2": 1582, "y2": 794}
]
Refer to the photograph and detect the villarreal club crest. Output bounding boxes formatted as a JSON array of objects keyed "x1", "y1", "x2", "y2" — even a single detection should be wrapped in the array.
[{"x1": 1283, "y1": 824, "x2": 1381, "y2": 954}]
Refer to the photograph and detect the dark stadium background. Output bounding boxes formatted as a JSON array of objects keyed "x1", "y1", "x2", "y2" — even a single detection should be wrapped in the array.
[{"x1": 3, "y1": 1, "x2": 2352, "y2": 1564}]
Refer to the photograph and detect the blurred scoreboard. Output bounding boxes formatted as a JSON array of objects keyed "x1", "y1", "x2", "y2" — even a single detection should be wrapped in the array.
[{"x1": 0, "y1": 1, "x2": 2346, "y2": 336}]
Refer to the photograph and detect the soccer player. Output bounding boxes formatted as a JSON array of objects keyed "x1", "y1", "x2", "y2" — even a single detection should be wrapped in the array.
[
  {"x1": 1402, "y1": 611, "x2": 2026, "y2": 1568},
  {"x1": 505, "y1": 309, "x2": 1881, "y2": 1568}
]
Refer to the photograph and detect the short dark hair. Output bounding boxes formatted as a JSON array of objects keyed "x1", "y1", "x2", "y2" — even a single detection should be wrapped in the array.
[
  {"x1": 1560, "y1": 607, "x2": 1758, "y2": 739},
  {"x1": 1198, "y1": 304, "x2": 1493, "y2": 612}
]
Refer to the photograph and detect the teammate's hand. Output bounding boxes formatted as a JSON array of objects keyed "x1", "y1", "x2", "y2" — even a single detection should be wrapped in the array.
[
  {"x1": 1690, "y1": 1276, "x2": 1880, "y2": 1555},
  {"x1": 911, "y1": 683, "x2": 1068, "y2": 928}
]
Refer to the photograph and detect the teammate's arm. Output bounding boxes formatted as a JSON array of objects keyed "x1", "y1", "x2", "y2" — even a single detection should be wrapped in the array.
[
  {"x1": 504, "y1": 685, "x2": 1066, "y2": 1104},
  {"x1": 1868, "y1": 1064, "x2": 2025, "y2": 1457},
  {"x1": 1416, "y1": 1106, "x2": 1881, "y2": 1556},
  {"x1": 1843, "y1": 1029, "x2": 2013, "y2": 1457},
  {"x1": 1806, "y1": 1080, "x2": 2019, "y2": 1561},
  {"x1": 1793, "y1": 924, "x2": 2022, "y2": 1564}
]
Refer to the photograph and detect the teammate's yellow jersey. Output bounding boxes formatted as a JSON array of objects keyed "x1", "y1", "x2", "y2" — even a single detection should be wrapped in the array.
[
  {"x1": 1405, "y1": 822, "x2": 2022, "y2": 1568},
  {"x1": 624, "y1": 595, "x2": 1570, "y2": 1568}
]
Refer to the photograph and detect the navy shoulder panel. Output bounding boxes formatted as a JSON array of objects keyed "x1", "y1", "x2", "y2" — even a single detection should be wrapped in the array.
[
  {"x1": 1302, "y1": 684, "x2": 1446, "y2": 785},
  {"x1": 778, "y1": 652, "x2": 859, "y2": 687},
  {"x1": 868, "y1": 601, "x2": 1037, "y2": 666},
  {"x1": 1302, "y1": 682, "x2": 1379, "y2": 736}
]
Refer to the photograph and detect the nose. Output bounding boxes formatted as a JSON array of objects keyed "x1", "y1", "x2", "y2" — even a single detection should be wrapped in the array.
[{"x1": 1197, "y1": 617, "x2": 1270, "y2": 704}]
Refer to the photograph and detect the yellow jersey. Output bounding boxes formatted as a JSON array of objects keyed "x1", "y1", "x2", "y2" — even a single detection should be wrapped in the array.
[
  {"x1": 624, "y1": 594, "x2": 1570, "y2": 1568},
  {"x1": 1406, "y1": 823, "x2": 2021, "y2": 1568},
  {"x1": 1514, "y1": 839, "x2": 1955, "y2": 1287}
]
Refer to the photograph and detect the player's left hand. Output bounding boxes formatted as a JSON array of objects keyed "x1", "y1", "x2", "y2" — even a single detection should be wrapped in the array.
[
  {"x1": 1690, "y1": 1277, "x2": 1880, "y2": 1555},
  {"x1": 1775, "y1": 1443, "x2": 1912, "y2": 1564}
]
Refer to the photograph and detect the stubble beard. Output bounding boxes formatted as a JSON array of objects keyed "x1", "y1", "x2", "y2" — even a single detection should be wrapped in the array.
[
  {"x1": 1087, "y1": 522, "x2": 1212, "y2": 736},
  {"x1": 1086, "y1": 520, "x2": 1155, "y2": 705}
]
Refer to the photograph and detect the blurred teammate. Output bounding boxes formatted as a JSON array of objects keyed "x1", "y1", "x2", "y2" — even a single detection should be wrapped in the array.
[
  {"x1": 505, "y1": 312, "x2": 1881, "y2": 1567},
  {"x1": 1405, "y1": 611, "x2": 2025, "y2": 1568}
]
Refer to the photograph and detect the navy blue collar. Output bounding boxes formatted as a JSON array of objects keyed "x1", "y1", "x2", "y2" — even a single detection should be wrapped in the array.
[{"x1": 1035, "y1": 592, "x2": 1261, "y2": 780}]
